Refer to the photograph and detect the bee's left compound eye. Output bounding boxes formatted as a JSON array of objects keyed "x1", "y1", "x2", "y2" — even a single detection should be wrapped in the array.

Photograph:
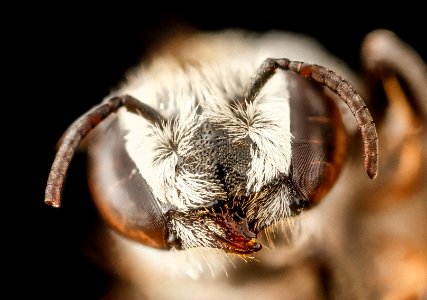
[{"x1": 288, "y1": 74, "x2": 347, "y2": 207}]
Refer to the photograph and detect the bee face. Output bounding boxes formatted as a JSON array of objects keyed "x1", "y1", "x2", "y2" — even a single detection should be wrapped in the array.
[
  {"x1": 84, "y1": 31, "x2": 351, "y2": 254},
  {"x1": 45, "y1": 30, "x2": 375, "y2": 254}
]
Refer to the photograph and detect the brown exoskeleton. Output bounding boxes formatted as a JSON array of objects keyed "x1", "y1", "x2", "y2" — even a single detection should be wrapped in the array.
[{"x1": 45, "y1": 28, "x2": 427, "y2": 299}]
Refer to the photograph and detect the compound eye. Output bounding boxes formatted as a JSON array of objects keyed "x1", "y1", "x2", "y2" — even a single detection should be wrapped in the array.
[
  {"x1": 288, "y1": 75, "x2": 347, "y2": 204},
  {"x1": 88, "y1": 118, "x2": 169, "y2": 249}
]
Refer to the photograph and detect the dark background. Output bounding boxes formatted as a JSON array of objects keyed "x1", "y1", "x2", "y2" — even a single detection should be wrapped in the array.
[{"x1": 11, "y1": 6, "x2": 425, "y2": 299}]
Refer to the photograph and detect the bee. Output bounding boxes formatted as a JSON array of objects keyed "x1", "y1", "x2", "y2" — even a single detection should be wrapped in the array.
[
  {"x1": 45, "y1": 28, "x2": 427, "y2": 299},
  {"x1": 45, "y1": 29, "x2": 377, "y2": 252}
]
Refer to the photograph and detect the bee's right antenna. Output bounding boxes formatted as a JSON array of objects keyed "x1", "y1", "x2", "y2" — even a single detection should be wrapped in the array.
[{"x1": 45, "y1": 95, "x2": 165, "y2": 208}]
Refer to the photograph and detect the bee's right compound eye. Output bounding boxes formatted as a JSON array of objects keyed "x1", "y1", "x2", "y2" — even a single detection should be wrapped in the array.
[{"x1": 88, "y1": 117, "x2": 170, "y2": 249}]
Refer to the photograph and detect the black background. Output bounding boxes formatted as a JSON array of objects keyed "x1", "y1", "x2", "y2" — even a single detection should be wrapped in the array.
[{"x1": 11, "y1": 5, "x2": 425, "y2": 299}]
